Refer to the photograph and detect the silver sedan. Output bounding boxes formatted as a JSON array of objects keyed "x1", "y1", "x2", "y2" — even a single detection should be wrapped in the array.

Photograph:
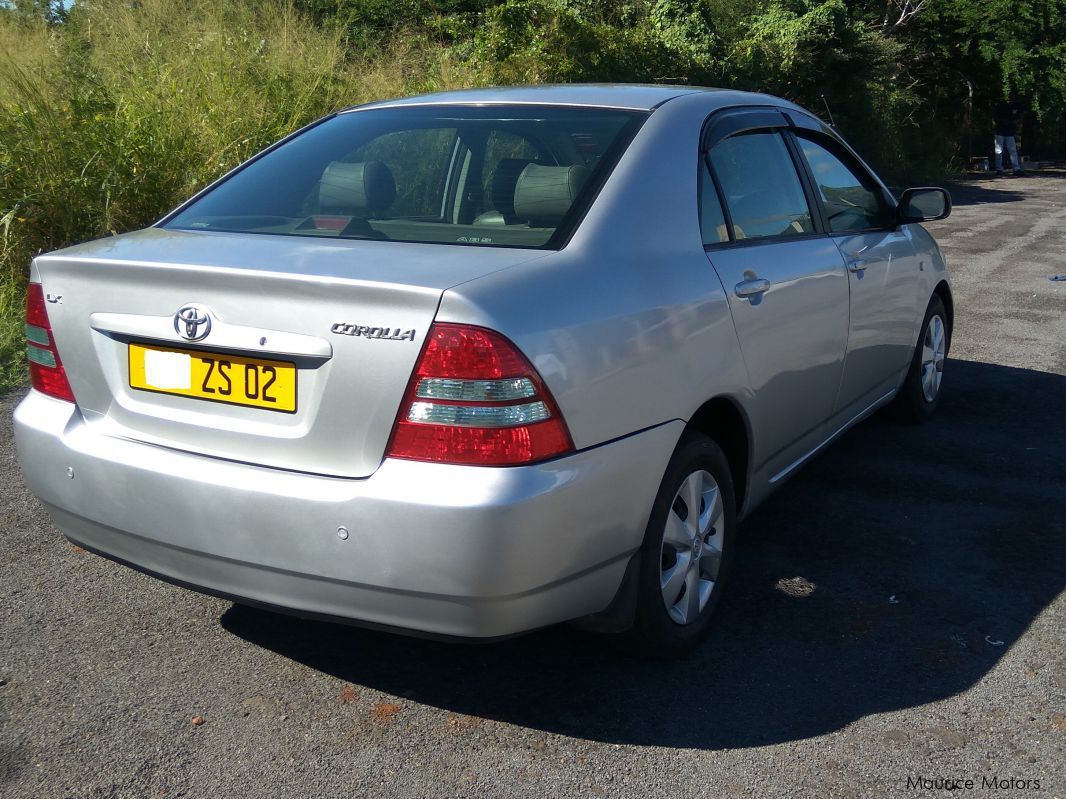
[{"x1": 14, "y1": 84, "x2": 952, "y2": 655}]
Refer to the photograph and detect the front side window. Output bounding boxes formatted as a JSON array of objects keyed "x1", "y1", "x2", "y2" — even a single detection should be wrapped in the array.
[
  {"x1": 164, "y1": 105, "x2": 645, "y2": 249},
  {"x1": 708, "y1": 131, "x2": 813, "y2": 241},
  {"x1": 797, "y1": 135, "x2": 889, "y2": 233}
]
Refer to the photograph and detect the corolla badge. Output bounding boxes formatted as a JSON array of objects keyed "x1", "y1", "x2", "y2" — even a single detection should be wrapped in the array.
[
  {"x1": 174, "y1": 304, "x2": 212, "y2": 341},
  {"x1": 330, "y1": 322, "x2": 416, "y2": 341}
]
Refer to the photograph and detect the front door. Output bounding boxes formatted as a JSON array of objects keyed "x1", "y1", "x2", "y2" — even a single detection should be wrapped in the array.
[{"x1": 791, "y1": 133, "x2": 922, "y2": 419}]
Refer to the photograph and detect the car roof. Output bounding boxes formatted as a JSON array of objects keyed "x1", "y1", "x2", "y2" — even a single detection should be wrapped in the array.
[{"x1": 346, "y1": 84, "x2": 786, "y2": 113}]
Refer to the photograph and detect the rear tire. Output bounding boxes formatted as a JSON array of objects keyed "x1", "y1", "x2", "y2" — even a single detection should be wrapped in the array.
[
  {"x1": 620, "y1": 432, "x2": 736, "y2": 658},
  {"x1": 887, "y1": 295, "x2": 950, "y2": 423}
]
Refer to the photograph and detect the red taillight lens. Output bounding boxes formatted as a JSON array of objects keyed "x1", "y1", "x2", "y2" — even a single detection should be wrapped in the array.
[
  {"x1": 386, "y1": 323, "x2": 574, "y2": 466},
  {"x1": 25, "y1": 282, "x2": 75, "y2": 403}
]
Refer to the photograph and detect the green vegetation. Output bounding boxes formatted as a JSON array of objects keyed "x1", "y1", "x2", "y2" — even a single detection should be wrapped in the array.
[
  {"x1": 0, "y1": 0, "x2": 479, "y2": 388},
  {"x1": 1, "y1": 0, "x2": 1064, "y2": 390}
]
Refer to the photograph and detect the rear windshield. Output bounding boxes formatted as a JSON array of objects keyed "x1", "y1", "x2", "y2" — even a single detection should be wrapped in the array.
[{"x1": 163, "y1": 105, "x2": 646, "y2": 249}]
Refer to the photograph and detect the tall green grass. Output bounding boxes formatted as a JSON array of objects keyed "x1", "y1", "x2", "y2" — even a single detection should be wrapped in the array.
[{"x1": 0, "y1": 0, "x2": 484, "y2": 391}]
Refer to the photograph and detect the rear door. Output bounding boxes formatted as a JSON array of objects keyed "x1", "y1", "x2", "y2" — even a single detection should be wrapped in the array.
[
  {"x1": 701, "y1": 113, "x2": 850, "y2": 479},
  {"x1": 789, "y1": 126, "x2": 922, "y2": 420}
]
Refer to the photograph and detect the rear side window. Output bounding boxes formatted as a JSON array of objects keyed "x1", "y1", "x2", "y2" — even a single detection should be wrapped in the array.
[
  {"x1": 699, "y1": 160, "x2": 728, "y2": 245},
  {"x1": 708, "y1": 131, "x2": 813, "y2": 241},
  {"x1": 796, "y1": 135, "x2": 889, "y2": 233},
  {"x1": 164, "y1": 105, "x2": 646, "y2": 250}
]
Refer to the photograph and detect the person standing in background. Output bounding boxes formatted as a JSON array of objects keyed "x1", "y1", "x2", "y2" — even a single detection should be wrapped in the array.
[{"x1": 994, "y1": 96, "x2": 1024, "y2": 176}]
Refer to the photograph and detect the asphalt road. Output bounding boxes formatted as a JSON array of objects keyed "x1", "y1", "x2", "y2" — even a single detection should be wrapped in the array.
[{"x1": 2, "y1": 173, "x2": 1064, "y2": 799}]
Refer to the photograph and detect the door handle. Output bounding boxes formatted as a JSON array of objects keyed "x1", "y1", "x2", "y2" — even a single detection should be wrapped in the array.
[
  {"x1": 847, "y1": 258, "x2": 868, "y2": 273},
  {"x1": 735, "y1": 277, "x2": 771, "y2": 298}
]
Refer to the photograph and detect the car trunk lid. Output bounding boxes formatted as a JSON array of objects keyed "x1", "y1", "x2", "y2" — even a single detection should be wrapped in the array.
[{"x1": 33, "y1": 228, "x2": 545, "y2": 478}]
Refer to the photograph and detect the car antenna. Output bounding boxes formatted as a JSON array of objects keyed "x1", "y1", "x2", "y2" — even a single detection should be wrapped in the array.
[{"x1": 820, "y1": 94, "x2": 838, "y2": 129}]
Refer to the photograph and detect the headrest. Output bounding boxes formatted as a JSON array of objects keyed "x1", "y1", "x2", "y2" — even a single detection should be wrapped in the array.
[
  {"x1": 513, "y1": 164, "x2": 590, "y2": 227},
  {"x1": 318, "y1": 160, "x2": 396, "y2": 217},
  {"x1": 487, "y1": 158, "x2": 537, "y2": 219}
]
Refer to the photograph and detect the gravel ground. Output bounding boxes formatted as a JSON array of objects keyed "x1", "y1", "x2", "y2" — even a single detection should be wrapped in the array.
[{"x1": 1, "y1": 172, "x2": 1064, "y2": 799}]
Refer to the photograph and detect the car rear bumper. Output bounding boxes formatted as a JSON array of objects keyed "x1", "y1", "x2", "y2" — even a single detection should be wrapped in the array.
[{"x1": 14, "y1": 390, "x2": 680, "y2": 638}]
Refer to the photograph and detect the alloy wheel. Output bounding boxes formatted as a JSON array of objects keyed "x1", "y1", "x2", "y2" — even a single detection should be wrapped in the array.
[
  {"x1": 660, "y1": 469, "x2": 725, "y2": 625},
  {"x1": 921, "y1": 314, "x2": 946, "y2": 402}
]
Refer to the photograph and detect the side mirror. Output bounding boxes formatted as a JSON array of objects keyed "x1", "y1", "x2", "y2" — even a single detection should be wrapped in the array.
[{"x1": 897, "y1": 187, "x2": 952, "y2": 224}]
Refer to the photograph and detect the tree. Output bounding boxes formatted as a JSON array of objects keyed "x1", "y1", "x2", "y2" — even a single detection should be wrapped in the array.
[{"x1": 0, "y1": 0, "x2": 69, "y2": 24}]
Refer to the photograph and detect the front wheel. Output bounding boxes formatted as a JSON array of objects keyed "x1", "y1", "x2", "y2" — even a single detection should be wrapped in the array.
[
  {"x1": 887, "y1": 294, "x2": 950, "y2": 422},
  {"x1": 621, "y1": 432, "x2": 736, "y2": 658}
]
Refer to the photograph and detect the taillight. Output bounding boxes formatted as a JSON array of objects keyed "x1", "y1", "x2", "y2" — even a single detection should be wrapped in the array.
[
  {"x1": 25, "y1": 282, "x2": 75, "y2": 403},
  {"x1": 386, "y1": 323, "x2": 573, "y2": 466}
]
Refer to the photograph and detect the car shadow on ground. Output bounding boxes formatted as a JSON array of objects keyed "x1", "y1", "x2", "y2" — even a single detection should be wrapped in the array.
[{"x1": 221, "y1": 358, "x2": 1065, "y2": 750}]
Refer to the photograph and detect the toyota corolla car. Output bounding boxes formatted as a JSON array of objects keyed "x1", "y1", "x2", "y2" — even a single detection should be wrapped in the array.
[{"x1": 14, "y1": 85, "x2": 952, "y2": 655}]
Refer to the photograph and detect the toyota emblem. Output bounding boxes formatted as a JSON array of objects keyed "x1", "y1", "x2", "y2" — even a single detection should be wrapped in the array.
[{"x1": 174, "y1": 304, "x2": 212, "y2": 341}]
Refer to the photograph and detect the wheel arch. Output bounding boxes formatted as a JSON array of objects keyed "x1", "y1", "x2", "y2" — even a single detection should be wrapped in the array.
[
  {"x1": 685, "y1": 395, "x2": 752, "y2": 514},
  {"x1": 933, "y1": 280, "x2": 954, "y2": 337},
  {"x1": 575, "y1": 396, "x2": 752, "y2": 635}
]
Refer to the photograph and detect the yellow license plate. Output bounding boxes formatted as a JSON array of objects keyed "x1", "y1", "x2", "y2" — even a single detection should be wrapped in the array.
[{"x1": 128, "y1": 343, "x2": 297, "y2": 413}]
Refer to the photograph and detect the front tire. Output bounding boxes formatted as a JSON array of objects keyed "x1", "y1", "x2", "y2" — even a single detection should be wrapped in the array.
[
  {"x1": 888, "y1": 294, "x2": 950, "y2": 422},
  {"x1": 622, "y1": 432, "x2": 736, "y2": 658}
]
